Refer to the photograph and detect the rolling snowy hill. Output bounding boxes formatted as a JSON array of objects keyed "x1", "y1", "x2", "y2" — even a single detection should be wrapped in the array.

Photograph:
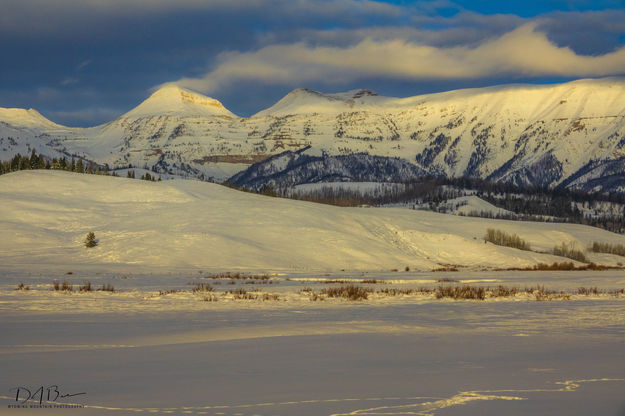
[
  {"x1": 1, "y1": 170, "x2": 624, "y2": 272},
  {"x1": 1, "y1": 78, "x2": 625, "y2": 190}
]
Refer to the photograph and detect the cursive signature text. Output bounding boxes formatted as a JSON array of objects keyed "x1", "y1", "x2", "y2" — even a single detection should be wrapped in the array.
[{"x1": 9, "y1": 385, "x2": 86, "y2": 405}]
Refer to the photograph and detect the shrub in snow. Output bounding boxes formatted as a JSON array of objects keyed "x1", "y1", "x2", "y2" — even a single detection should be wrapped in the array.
[{"x1": 85, "y1": 232, "x2": 98, "y2": 248}]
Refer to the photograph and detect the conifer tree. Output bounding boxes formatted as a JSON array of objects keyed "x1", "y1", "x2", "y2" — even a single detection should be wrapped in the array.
[
  {"x1": 29, "y1": 149, "x2": 38, "y2": 169},
  {"x1": 84, "y1": 232, "x2": 98, "y2": 248},
  {"x1": 10, "y1": 153, "x2": 21, "y2": 171}
]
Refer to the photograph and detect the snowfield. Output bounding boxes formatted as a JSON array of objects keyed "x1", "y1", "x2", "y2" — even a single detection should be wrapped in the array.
[
  {"x1": 1, "y1": 268, "x2": 624, "y2": 415},
  {"x1": 2, "y1": 170, "x2": 625, "y2": 416},
  {"x1": 2, "y1": 170, "x2": 625, "y2": 272}
]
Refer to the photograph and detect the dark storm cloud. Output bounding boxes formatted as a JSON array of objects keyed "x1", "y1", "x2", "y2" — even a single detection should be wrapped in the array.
[
  {"x1": 538, "y1": 9, "x2": 625, "y2": 54},
  {"x1": 1, "y1": 0, "x2": 624, "y2": 126}
]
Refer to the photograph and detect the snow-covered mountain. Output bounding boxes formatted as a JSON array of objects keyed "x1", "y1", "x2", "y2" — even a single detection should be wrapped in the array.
[
  {"x1": 123, "y1": 84, "x2": 236, "y2": 118},
  {"x1": 2, "y1": 78, "x2": 625, "y2": 190}
]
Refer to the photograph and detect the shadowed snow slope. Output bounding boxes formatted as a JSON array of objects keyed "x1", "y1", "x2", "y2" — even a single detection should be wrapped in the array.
[{"x1": 1, "y1": 171, "x2": 625, "y2": 272}]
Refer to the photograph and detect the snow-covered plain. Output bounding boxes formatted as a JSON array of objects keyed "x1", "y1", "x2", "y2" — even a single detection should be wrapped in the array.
[
  {"x1": 2, "y1": 171, "x2": 625, "y2": 272},
  {"x1": 1, "y1": 171, "x2": 624, "y2": 415},
  {"x1": 1, "y1": 268, "x2": 624, "y2": 415}
]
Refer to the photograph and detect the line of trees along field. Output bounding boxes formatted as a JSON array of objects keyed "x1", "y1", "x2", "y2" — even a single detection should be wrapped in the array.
[
  {"x1": 278, "y1": 176, "x2": 625, "y2": 234},
  {"x1": 0, "y1": 150, "x2": 159, "y2": 181},
  {"x1": 0, "y1": 149, "x2": 104, "y2": 175}
]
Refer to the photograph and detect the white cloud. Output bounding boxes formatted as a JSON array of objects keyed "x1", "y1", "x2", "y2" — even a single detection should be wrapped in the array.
[{"x1": 173, "y1": 23, "x2": 625, "y2": 93}]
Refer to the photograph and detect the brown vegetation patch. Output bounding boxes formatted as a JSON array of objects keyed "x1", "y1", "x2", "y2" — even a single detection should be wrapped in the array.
[
  {"x1": 320, "y1": 285, "x2": 372, "y2": 301},
  {"x1": 591, "y1": 242, "x2": 625, "y2": 257}
]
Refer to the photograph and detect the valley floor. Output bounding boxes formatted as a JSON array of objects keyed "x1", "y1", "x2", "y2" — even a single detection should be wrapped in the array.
[
  {"x1": 1, "y1": 269, "x2": 624, "y2": 416},
  {"x1": 2, "y1": 171, "x2": 625, "y2": 415}
]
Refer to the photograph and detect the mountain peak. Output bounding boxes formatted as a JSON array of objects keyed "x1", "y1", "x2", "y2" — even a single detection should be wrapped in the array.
[
  {"x1": 282, "y1": 88, "x2": 379, "y2": 101},
  {"x1": 330, "y1": 89, "x2": 379, "y2": 99},
  {"x1": 0, "y1": 107, "x2": 61, "y2": 129},
  {"x1": 123, "y1": 84, "x2": 237, "y2": 118},
  {"x1": 253, "y1": 88, "x2": 383, "y2": 117},
  {"x1": 352, "y1": 89, "x2": 378, "y2": 98}
]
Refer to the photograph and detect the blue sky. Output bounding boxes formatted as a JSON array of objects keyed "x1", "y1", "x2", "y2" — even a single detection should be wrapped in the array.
[{"x1": 1, "y1": 0, "x2": 624, "y2": 126}]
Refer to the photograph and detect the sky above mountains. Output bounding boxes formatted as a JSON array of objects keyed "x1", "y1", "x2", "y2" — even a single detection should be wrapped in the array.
[{"x1": 1, "y1": 0, "x2": 625, "y2": 126}]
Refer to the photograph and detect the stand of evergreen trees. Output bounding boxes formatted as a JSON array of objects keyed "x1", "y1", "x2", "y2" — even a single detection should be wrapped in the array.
[
  {"x1": 0, "y1": 150, "x2": 160, "y2": 181},
  {"x1": 125, "y1": 169, "x2": 160, "y2": 181},
  {"x1": 0, "y1": 149, "x2": 106, "y2": 176}
]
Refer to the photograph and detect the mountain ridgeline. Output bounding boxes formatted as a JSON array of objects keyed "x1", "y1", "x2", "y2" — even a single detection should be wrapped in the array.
[{"x1": 1, "y1": 78, "x2": 625, "y2": 192}]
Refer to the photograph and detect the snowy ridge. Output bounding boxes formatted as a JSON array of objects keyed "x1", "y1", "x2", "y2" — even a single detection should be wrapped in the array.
[
  {"x1": 1, "y1": 78, "x2": 625, "y2": 188},
  {"x1": 253, "y1": 88, "x2": 384, "y2": 117},
  {"x1": 0, "y1": 108, "x2": 62, "y2": 129},
  {"x1": 2, "y1": 170, "x2": 625, "y2": 272}
]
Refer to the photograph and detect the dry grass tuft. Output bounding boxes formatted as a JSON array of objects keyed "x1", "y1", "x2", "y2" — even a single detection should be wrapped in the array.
[
  {"x1": 53, "y1": 280, "x2": 73, "y2": 292},
  {"x1": 99, "y1": 284, "x2": 115, "y2": 292},
  {"x1": 433, "y1": 267, "x2": 459, "y2": 272},
  {"x1": 321, "y1": 285, "x2": 371, "y2": 300},
  {"x1": 204, "y1": 272, "x2": 274, "y2": 283},
  {"x1": 490, "y1": 285, "x2": 519, "y2": 297},
  {"x1": 436, "y1": 285, "x2": 485, "y2": 300},
  {"x1": 526, "y1": 285, "x2": 570, "y2": 301},
  {"x1": 192, "y1": 283, "x2": 214, "y2": 293},
  {"x1": 158, "y1": 289, "x2": 183, "y2": 296},
  {"x1": 226, "y1": 288, "x2": 258, "y2": 300},
  {"x1": 577, "y1": 287, "x2": 599, "y2": 295},
  {"x1": 377, "y1": 288, "x2": 423, "y2": 296}
]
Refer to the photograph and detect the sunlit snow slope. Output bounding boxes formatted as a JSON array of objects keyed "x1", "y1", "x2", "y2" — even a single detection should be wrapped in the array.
[
  {"x1": 2, "y1": 171, "x2": 624, "y2": 272},
  {"x1": 1, "y1": 78, "x2": 625, "y2": 188}
]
